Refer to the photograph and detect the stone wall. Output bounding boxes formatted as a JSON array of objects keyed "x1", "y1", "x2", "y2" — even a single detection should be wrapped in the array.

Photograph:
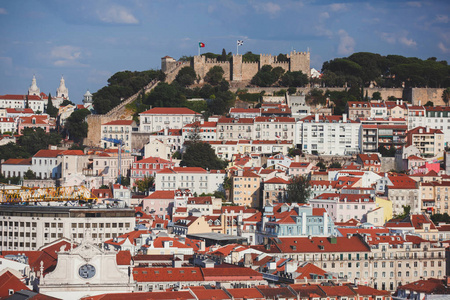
[
  {"x1": 131, "y1": 132, "x2": 151, "y2": 151},
  {"x1": 380, "y1": 157, "x2": 396, "y2": 172},
  {"x1": 409, "y1": 88, "x2": 446, "y2": 106},
  {"x1": 366, "y1": 88, "x2": 404, "y2": 101},
  {"x1": 167, "y1": 51, "x2": 310, "y2": 83}
]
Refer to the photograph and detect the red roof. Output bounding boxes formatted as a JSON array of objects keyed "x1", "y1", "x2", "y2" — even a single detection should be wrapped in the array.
[
  {"x1": 102, "y1": 120, "x2": 134, "y2": 126},
  {"x1": 145, "y1": 190, "x2": 176, "y2": 199},
  {"x1": 191, "y1": 289, "x2": 231, "y2": 300},
  {"x1": 133, "y1": 267, "x2": 203, "y2": 282},
  {"x1": 3, "y1": 158, "x2": 31, "y2": 165},
  {"x1": 0, "y1": 271, "x2": 29, "y2": 298},
  {"x1": 140, "y1": 107, "x2": 199, "y2": 115},
  {"x1": 0, "y1": 94, "x2": 41, "y2": 100},
  {"x1": 82, "y1": 291, "x2": 195, "y2": 300},
  {"x1": 226, "y1": 288, "x2": 264, "y2": 299},
  {"x1": 116, "y1": 250, "x2": 132, "y2": 265},
  {"x1": 60, "y1": 150, "x2": 84, "y2": 156},
  {"x1": 251, "y1": 236, "x2": 370, "y2": 253},
  {"x1": 33, "y1": 149, "x2": 64, "y2": 158},
  {"x1": 264, "y1": 177, "x2": 290, "y2": 184}
]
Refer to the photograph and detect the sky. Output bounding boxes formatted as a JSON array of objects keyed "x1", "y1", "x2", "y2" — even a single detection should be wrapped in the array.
[{"x1": 0, "y1": 0, "x2": 449, "y2": 103}]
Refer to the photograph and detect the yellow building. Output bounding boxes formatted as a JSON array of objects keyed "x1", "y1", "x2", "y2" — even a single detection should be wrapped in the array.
[
  {"x1": 231, "y1": 169, "x2": 261, "y2": 208},
  {"x1": 375, "y1": 196, "x2": 393, "y2": 223}
]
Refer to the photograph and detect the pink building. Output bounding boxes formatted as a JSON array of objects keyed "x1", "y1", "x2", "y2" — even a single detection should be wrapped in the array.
[
  {"x1": 288, "y1": 162, "x2": 312, "y2": 177},
  {"x1": 130, "y1": 156, "x2": 175, "y2": 186},
  {"x1": 309, "y1": 193, "x2": 376, "y2": 222},
  {"x1": 17, "y1": 115, "x2": 52, "y2": 134},
  {"x1": 142, "y1": 190, "x2": 176, "y2": 217}
]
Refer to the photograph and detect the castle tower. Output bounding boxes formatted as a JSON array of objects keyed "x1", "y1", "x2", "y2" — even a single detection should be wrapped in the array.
[
  {"x1": 83, "y1": 90, "x2": 93, "y2": 104},
  {"x1": 28, "y1": 75, "x2": 40, "y2": 96},
  {"x1": 288, "y1": 50, "x2": 310, "y2": 76},
  {"x1": 192, "y1": 55, "x2": 207, "y2": 82},
  {"x1": 56, "y1": 76, "x2": 69, "y2": 100},
  {"x1": 231, "y1": 55, "x2": 243, "y2": 81}
]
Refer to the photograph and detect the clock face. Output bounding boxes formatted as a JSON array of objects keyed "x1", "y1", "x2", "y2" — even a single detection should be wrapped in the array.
[{"x1": 78, "y1": 264, "x2": 96, "y2": 279}]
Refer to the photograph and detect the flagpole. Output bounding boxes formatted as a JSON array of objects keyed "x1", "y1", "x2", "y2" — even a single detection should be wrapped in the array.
[
  {"x1": 198, "y1": 41, "x2": 200, "y2": 56},
  {"x1": 236, "y1": 42, "x2": 239, "y2": 55}
]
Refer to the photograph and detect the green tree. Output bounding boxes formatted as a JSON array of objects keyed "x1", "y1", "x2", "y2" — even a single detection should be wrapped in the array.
[
  {"x1": 372, "y1": 91, "x2": 382, "y2": 100},
  {"x1": 175, "y1": 67, "x2": 197, "y2": 86},
  {"x1": 65, "y1": 108, "x2": 91, "y2": 144},
  {"x1": 442, "y1": 87, "x2": 450, "y2": 106},
  {"x1": 116, "y1": 176, "x2": 130, "y2": 187},
  {"x1": 286, "y1": 176, "x2": 311, "y2": 204},
  {"x1": 181, "y1": 142, "x2": 227, "y2": 170},
  {"x1": 220, "y1": 49, "x2": 227, "y2": 62},
  {"x1": 204, "y1": 66, "x2": 225, "y2": 86},
  {"x1": 145, "y1": 82, "x2": 186, "y2": 107},
  {"x1": 242, "y1": 51, "x2": 260, "y2": 62},
  {"x1": 280, "y1": 71, "x2": 308, "y2": 87},
  {"x1": 0, "y1": 142, "x2": 30, "y2": 160},
  {"x1": 316, "y1": 161, "x2": 326, "y2": 170},
  {"x1": 93, "y1": 70, "x2": 163, "y2": 114},
  {"x1": 18, "y1": 128, "x2": 62, "y2": 156},
  {"x1": 251, "y1": 65, "x2": 285, "y2": 87},
  {"x1": 424, "y1": 101, "x2": 434, "y2": 107},
  {"x1": 60, "y1": 99, "x2": 75, "y2": 107},
  {"x1": 329, "y1": 161, "x2": 342, "y2": 169},
  {"x1": 395, "y1": 205, "x2": 411, "y2": 219},
  {"x1": 23, "y1": 169, "x2": 36, "y2": 179},
  {"x1": 25, "y1": 95, "x2": 29, "y2": 109},
  {"x1": 46, "y1": 93, "x2": 58, "y2": 117},
  {"x1": 135, "y1": 176, "x2": 154, "y2": 192}
]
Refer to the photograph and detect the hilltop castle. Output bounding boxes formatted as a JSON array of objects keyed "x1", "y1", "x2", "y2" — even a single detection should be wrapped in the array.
[{"x1": 161, "y1": 51, "x2": 310, "y2": 83}]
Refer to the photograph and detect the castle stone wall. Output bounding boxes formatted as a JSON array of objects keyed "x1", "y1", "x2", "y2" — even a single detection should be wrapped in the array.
[
  {"x1": 366, "y1": 88, "x2": 404, "y2": 100},
  {"x1": 409, "y1": 88, "x2": 446, "y2": 106},
  {"x1": 241, "y1": 61, "x2": 259, "y2": 81}
]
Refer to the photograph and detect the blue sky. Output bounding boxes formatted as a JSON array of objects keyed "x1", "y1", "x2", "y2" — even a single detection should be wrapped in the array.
[{"x1": 0, "y1": 0, "x2": 449, "y2": 103}]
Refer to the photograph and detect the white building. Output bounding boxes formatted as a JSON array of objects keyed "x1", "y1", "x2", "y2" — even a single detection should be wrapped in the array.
[
  {"x1": 297, "y1": 114, "x2": 361, "y2": 155},
  {"x1": 309, "y1": 193, "x2": 377, "y2": 222},
  {"x1": 139, "y1": 107, "x2": 200, "y2": 133},
  {"x1": 253, "y1": 117, "x2": 296, "y2": 141},
  {"x1": 31, "y1": 149, "x2": 64, "y2": 179},
  {"x1": 182, "y1": 121, "x2": 217, "y2": 141},
  {"x1": 101, "y1": 120, "x2": 136, "y2": 152},
  {"x1": 0, "y1": 117, "x2": 16, "y2": 133},
  {"x1": 28, "y1": 75, "x2": 40, "y2": 96},
  {"x1": 155, "y1": 167, "x2": 225, "y2": 195},
  {"x1": 1, "y1": 158, "x2": 32, "y2": 178},
  {"x1": 207, "y1": 140, "x2": 292, "y2": 160},
  {"x1": 424, "y1": 106, "x2": 450, "y2": 148},
  {"x1": 0, "y1": 205, "x2": 136, "y2": 252}
]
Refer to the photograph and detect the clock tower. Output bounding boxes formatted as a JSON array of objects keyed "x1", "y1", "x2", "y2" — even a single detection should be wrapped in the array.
[{"x1": 39, "y1": 234, "x2": 133, "y2": 300}]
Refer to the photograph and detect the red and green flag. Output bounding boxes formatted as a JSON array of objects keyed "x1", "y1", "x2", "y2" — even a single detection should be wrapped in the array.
[{"x1": 199, "y1": 42, "x2": 205, "y2": 48}]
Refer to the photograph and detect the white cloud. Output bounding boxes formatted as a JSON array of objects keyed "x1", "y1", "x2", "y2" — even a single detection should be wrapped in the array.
[
  {"x1": 319, "y1": 12, "x2": 329, "y2": 20},
  {"x1": 438, "y1": 42, "x2": 450, "y2": 54},
  {"x1": 435, "y1": 15, "x2": 449, "y2": 23},
  {"x1": 88, "y1": 69, "x2": 112, "y2": 84},
  {"x1": 378, "y1": 31, "x2": 417, "y2": 47},
  {"x1": 253, "y1": 2, "x2": 281, "y2": 17},
  {"x1": 51, "y1": 45, "x2": 81, "y2": 60},
  {"x1": 337, "y1": 29, "x2": 355, "y2": 55},
  {"x1": 399, "y1": 36, "x2": 417, "y2": 47},
  {"x1": 380, "y1": 32, "x2": 396, "y2": 44},
  {"x1": 315, "y1": 12, "x2": 332, "y2": 38},
  {"x1": 406, "y1": 2, "x2": 422, "y2": 8},
  {"x1": 329, "y1": 3, "x2": 347, "y2": 12},
  {"x1": 51, "y1": 45, "x2": 88, "y2": 67},
  {"x1": 0, "y1": 8, "x2": 7, "y2": 15},
  {"x1": 96, "y1": 5, "x2": 139, "y2": 24}
]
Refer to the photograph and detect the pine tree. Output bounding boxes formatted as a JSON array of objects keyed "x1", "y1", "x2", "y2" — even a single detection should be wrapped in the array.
[{"x1": 46, "y1": 93, "x2": 58, "y2": 117}]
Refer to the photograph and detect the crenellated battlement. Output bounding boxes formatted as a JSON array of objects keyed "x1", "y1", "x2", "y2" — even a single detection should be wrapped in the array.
[{"x1": 163, "y1": 50, "x2": 310, "y2": 83}]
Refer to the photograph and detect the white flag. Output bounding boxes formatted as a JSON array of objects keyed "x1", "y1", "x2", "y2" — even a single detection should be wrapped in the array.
[{"x1": 237, "y1": 40, "x2": 244, "y2": 46}]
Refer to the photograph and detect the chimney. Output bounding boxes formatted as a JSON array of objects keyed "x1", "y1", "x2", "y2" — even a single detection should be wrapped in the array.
[
  {"x1": 343, "y1": 114, "x2": 347, "y2": 123},
  {"x1": 396, "y1": 100, "x2": 399, "y2": 105},
  {"x1": 426, "y1": 127, "x2": 430, "y2": 133},
  {"x1": 164, "y1": 127, "x2": 168, "y2": 136},
  {"x1": 315, "y1": 113, "x2": 319, "y2": 122},
  {"x1": 400, "y1": 100, "x2": 403, "y2": 105},
  {"x1": 419, "y1": 100, "x2": 421, "y2": 106}
]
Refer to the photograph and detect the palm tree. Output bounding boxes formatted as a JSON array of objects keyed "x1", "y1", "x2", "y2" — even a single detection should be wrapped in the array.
[{"x1": 442, "y1": 87, "x2": 450, "y2": 106}]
